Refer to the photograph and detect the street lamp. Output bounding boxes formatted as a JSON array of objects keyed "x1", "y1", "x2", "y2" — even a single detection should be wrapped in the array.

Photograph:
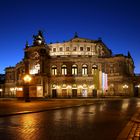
[
  {"x1": 0, "y1": 89, "x2": 2, "y2": 97},
  {"x1": 23, "y1": 74, "x2": 32, "y2": 102},
  {"x1": 135, "y1": 84, "x2": 140, "y2": 97},
  {"x1": 122, "y1": 84, "x2": 128, "y2": 96}
]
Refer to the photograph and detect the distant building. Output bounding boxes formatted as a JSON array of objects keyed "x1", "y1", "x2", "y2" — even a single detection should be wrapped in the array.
[
  {"x1": 0, "y1": 74, "x2": 5, "y2": 97},
  {"x1": 3, "y1": 31, "x2": 139, "y2": 98}
]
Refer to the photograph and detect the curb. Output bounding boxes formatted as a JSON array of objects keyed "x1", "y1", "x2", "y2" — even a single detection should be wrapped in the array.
[
  {"x1": 117, "y1": 112, "x2": 140, "y2": 140},
  {"x1": 131, "y1": 113, "x2": 140, "y2": 123},
  {"x1": 0, "y1": 103, "x2": 94, "y2": 118},
  {"x1": 117, "y1": 121, "x2": 134, "y2": 140}
]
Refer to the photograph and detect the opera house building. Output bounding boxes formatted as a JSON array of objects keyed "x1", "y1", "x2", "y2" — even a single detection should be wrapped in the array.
[{"x1": 3, "y1": 31, "x2": 139, "y2": 98}]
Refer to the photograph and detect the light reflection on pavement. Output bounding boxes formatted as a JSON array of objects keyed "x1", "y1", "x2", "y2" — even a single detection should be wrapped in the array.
[{"x1": 0, "y1": 98, "x2": 140, "y2": 140}]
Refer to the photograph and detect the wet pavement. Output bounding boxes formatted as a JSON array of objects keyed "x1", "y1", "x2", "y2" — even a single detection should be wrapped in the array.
[
  {"x1": 0, "y1": 99, "x2": 100, "y2": 116},
  {"x1": 0, "y1": 98, "x2": 140, "y2": 140}
]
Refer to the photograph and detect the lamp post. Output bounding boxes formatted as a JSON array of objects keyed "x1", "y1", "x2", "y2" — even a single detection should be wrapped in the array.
[
  {"x1": 0, "y1": 89, "x2": 2, "y2": 97},
  {"x1": 23, "y1": 74, "x2": 32, "y2": 102},
  {"x1": 138, "y1": 85, "x2": 140, "y2": 97},
  {"x1": 92, "y1": 65, "x2": 98, "y2": 96},
  {"x1": 135, "y1": 84, "x2": 140, "y2": 97},
  {"x1": 123, "y1": 84, "x2": 128, "y2": 96}
]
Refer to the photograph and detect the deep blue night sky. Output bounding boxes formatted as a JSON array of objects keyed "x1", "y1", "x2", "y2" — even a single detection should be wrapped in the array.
[{"x1": 0, "y1": 0, "x2": 140, "y2": 74}]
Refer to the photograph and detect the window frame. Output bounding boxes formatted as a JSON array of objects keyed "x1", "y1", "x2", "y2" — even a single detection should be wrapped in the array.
[
  {"x1": 92, "y1": 65, "x2": 98, "y2": 75},
  {"x1": 61, "y1": 65, "x2": 67, "y2": 75},
  {"x1": 82, "y1": 64, "x2": 88, "y2": 75},
  {"x1": 72, "y1": 64, "x2": 78, "y2": 75},
  {"x1": 51, "y1": 65, "x2": 57, "y2": 75}
]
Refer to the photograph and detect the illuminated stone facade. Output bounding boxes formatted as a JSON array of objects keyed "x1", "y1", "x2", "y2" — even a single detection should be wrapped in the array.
[{"x1": 4, "y1": 31, "x2": 136, "y2": 98}]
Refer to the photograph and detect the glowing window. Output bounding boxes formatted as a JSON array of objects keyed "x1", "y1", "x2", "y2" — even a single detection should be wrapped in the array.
[
  {"x1": 82, "y1": 64, "x2": 88, "y2": 75},
  {"x1": 72, "y1": 64, "x2": 78, "y2": 75},
  {"x1": 92, "y1": 65, "x2": 98, "y2": 75},
  {"x1": 61, "y1": 65, "x2": 67, "y2": 75},
  {"x1": 52, "y1": 65, "x2": 57, "y2": 75}
]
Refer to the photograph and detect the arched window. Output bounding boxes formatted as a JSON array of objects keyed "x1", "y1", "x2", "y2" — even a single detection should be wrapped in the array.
[
  {"x1": 52, "y1": 65, "x2": 57, "y2": 75},
  {"x1": 61, "y1": 65, "x2": 67, "y2": 75},
  {"x1": 92, "y1": 65, "x2": 98, "y2": 75},
  {"x1": 82, "y1": 64, "x2": 88, "y2": 75},
  {"x1": 72, "y1": 64, "x2": 78, "y2": 75}
]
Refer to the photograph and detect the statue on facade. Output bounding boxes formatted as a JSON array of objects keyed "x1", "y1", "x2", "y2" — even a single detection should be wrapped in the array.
[{"x1": 33, "y1": 30, "x2": 45, "y2": 46}]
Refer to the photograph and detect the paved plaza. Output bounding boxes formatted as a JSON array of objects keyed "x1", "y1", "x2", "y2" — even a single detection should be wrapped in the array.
[
  {"x1": 0, "y1": 98, "x2": 99, "y2": 117},
  {"x1": 0, "y1": 98, "x2": 140, "y2": 140}
]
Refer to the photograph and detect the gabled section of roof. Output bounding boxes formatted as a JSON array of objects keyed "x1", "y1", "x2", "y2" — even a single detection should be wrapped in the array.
[{"x1": 69, "y1": 37, "x2": 96, "y2": 43}]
